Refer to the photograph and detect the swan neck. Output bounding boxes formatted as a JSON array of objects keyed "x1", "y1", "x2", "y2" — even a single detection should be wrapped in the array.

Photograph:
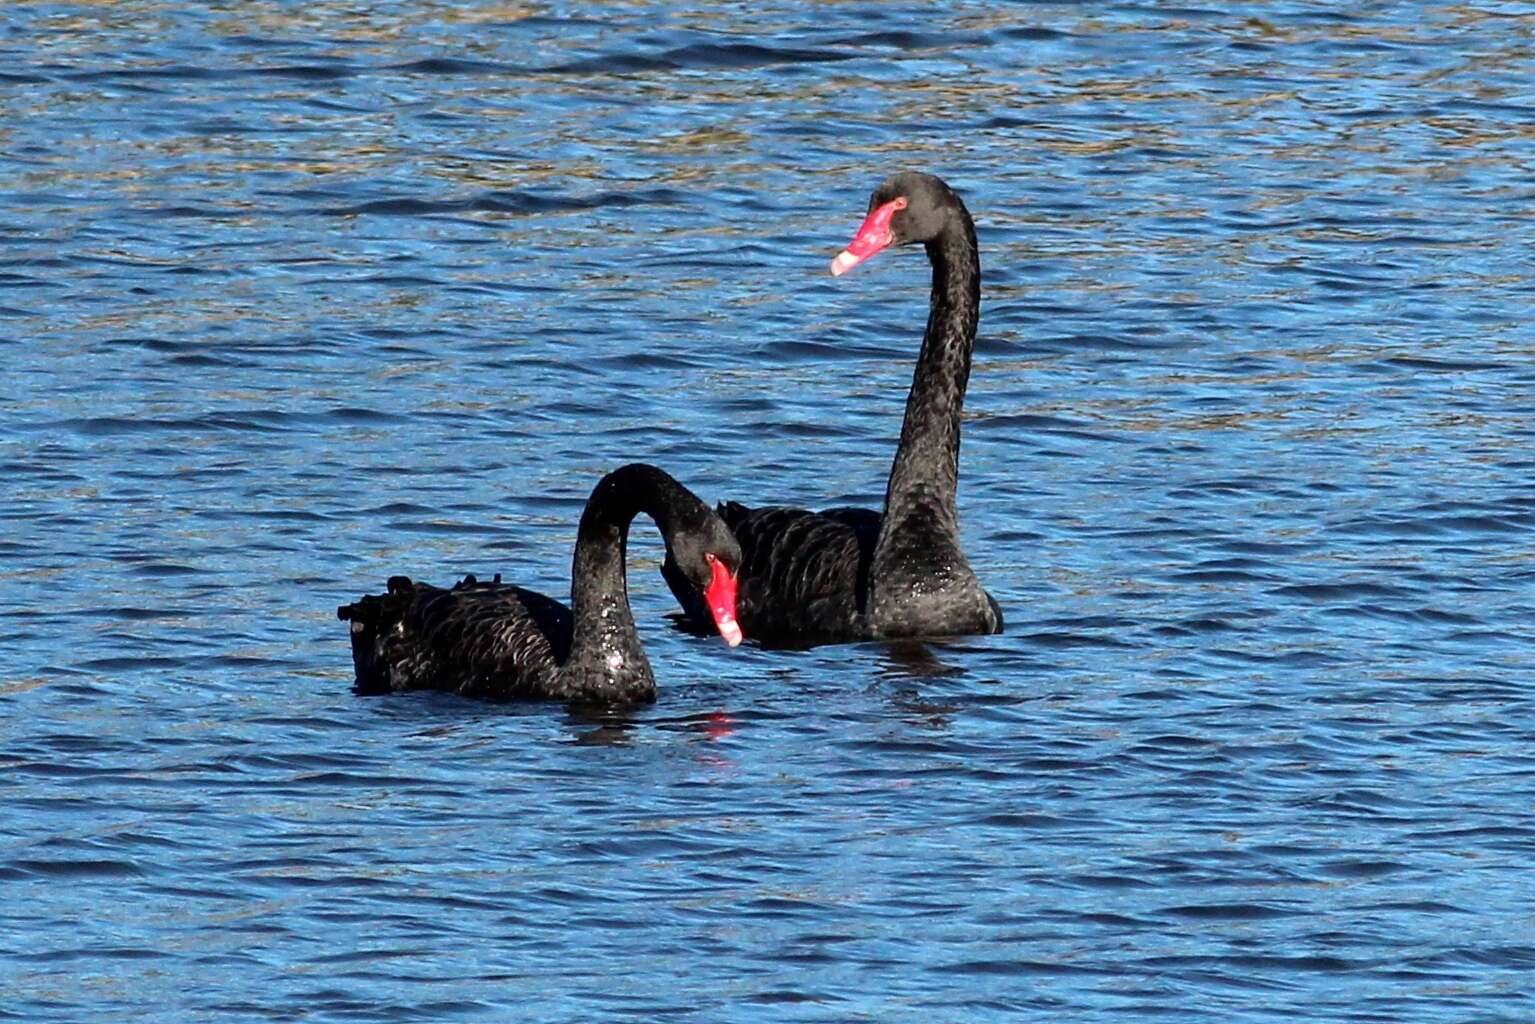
[
  {"x1": 881, "y1": 210, "x2": 979, "y2": 533},
  {"x1": 565, "y1": 464, "x2": 683, "y2": 692}
]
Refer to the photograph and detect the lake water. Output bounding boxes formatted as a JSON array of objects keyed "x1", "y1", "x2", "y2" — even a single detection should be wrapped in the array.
[{"x1": 3, "y1": 2, "x2": 1534, "y2": 1021}]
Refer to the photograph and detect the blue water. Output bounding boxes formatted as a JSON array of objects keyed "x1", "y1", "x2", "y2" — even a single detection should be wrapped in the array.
[{"x1": 4, "y1": 2, "x2": 1534, "y2": 1021}]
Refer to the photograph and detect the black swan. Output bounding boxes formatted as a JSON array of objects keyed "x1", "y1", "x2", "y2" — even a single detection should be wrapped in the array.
[
  {"x1": 664, "y1": 171, "x2": 1002, "y2": 648},
  {"x1": 339, "y1": 463, "x2": 743, "y2": 703}
]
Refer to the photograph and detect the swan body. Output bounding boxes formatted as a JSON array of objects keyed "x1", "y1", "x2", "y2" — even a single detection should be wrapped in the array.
[
  {"x1": 341, "y1": 463, "x2": 742, "y2": 703},
  {"x1": 666, "y1": 172, "x2": 1001, "y2": 649}
]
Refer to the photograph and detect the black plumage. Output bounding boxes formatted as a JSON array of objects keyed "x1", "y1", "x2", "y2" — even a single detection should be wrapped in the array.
[
  {"x1": 665, "y1": 172, "x2": 1002, "y2": 648},
  {"x1": 340, "y1": 463, "x2": 743, "y2": 704}
]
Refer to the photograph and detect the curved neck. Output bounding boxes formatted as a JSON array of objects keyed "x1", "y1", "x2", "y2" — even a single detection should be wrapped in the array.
[
  {"x1": 564, "y1": 464, "x2": 687, "y2": 697},
  {"x1": 878, "y1": 206, "x2": 979, "y2": 542}
]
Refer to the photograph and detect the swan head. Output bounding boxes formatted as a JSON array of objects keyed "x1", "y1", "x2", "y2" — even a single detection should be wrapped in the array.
[
  {"x1": 831, "y1": 171, "x2": 963, "y2": 276},
  {"x1": 667, "y1": 511, "x2": 745, "y2": 648}
]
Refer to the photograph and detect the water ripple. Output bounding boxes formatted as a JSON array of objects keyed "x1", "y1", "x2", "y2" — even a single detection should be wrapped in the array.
[{"x1": 3, "y1": 2, "x2": 1534, "y2": 1022}]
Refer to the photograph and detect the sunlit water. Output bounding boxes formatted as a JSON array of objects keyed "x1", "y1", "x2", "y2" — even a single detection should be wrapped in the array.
[{"x1": 3, "y1": 2, "x2": 1534, "y2": 1021}]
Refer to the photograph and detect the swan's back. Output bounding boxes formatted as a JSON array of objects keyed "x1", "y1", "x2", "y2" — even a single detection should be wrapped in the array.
[
  {"x1": 714, "y1": 502, "x2": 879, "y2": 647},
  {"x1": 339, "y1": 575, "x2": 572, "y2": 699}
]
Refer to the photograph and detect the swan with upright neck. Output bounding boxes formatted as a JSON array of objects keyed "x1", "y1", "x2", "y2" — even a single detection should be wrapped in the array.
[
  {"x1": 341, "y1": 463, "x2": 743, "y2": 704},
  {"x1": 664, "y1": 171, "x2": 1002, "y2": 648}
]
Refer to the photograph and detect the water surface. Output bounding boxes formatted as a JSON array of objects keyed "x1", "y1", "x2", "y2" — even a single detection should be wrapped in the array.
[{"x1": 3, "y1": 2, "x2": 1534, "y2": 1021}]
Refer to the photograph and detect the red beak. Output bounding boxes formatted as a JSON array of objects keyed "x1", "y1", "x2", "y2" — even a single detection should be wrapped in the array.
[
  {"x1": 830, "y1": 196, "x2": 907, "y2": 276},
  {"x1": 703, "y1": 557, "x2": 742, "y2": 647}
]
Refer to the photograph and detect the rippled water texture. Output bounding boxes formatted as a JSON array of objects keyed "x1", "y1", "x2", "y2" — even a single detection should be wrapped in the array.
[{"x1": 4, "y1": 2, "x2": 1534, "y2": 1021}]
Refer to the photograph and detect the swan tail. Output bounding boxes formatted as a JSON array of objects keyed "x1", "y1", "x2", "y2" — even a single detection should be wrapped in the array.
[{"x1": 337, "y1": 575, "x2": 422, "y2": 693}]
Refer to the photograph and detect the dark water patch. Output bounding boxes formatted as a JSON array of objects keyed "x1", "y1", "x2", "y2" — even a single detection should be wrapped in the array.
[
  {"x1": 136, "y1": 204, "x2": 244, "y2": 220},
  {"x1": 34, "y1": 832, "x2": 182, "y2": 856},
  {"x1": 1169, "y1": 568, "x2": 1283, "y2": 584},
  {"x1": 1402, "y1": 824, "x2": 1535, "y2": 844},
  {"x1": 208, "y1": 653, "x2": 292, "y2": 669},
  {"x1": 973, "y1": 812, "x2": 1071, "y2": 829},
  {"x1": 324, "y1": 187, "x2": 687, "y2": 218},
  {"x1": 1162, "y1": 903, "x2": 1303, "y2": 921},
  {"x1": 392, "y1": 57, "x2": 513, "y2": 76},
  {"x1": 380, "y1": 519, "x2": 513, "y2": 540},
  {"x1": 0, "y1": 273, "x2": 66, "y2": 289},
  {"x1": 166, "y1": 352, "x2": 247, "y2": 368},
  {"x1": 1134, "y1": 733, "x2": 1217, "y2": 752},
  {"x1": 1442, "y1": 628, "x2": 1530, "y2": 649},
  {"x1": 1034, "y1": 331, "x2": 1186, "y2": 353},
  {"x1": 62, "y1": 63, "x2": 217, "y2": 82},
  {"x1": 1270, "y1": 581, "x2": 1415, "y2": 602},
  {"x1": 1169, "y1": 476, "x2": 1283, "y2": 498},
  {"x1": 12, "y1": 946, "x2": 171, "y2": 964},
  {"x1": 743, "y1": 988, "x2": 844, "y2": 1005},
  {"x1": 1340, "y1": 603, "x2": 1480, "y2": 626},
  {"x1": 249, "y1": 63, "x2": 358, "y2": 81},
  {"x1": 1206, "y1": 647, "x2": 1345, "y2": 668},
  {"x1": 351, "y1": 273, "x2": 443, "y2": 287},
  {"x1": 1068, "y1": 872, "x2": 1158, "y2": 892},
  {"x1": 1174, "y1": 952, "x2": 1363, "y2": 974},
  {"x1": 551, "y1": 41, "x2": 859, "y2": 76},
  {"x1": 48, "y1": 414, "x2": 286, "y2": 437},
  {"x1": 944, "y1": 957, "x2": 1112, "y2": 977},
  {"x1": 244, "y1": 508, "x2": 333, "y2": 523},
  {"x1": 754, "y1": 337, "x2": 901, "y2": 363},
  {"x1": 77, "y1": 655, "x2": 190, "y2": 671},
  {"x1": 1336, "y1": 511, "x2": 1531, "y2": 539},
  {"x1": 1319, "y1": 858, "x2": 1409, "y2": 879},
  {"x1": 7, "y1": 859, "x2": 146, "y2": 879},
  {"x1": 1294, "y1": 788, "x2": 1418, "y2": 818},
  {"x1": 126, "y1": 562, "x2": 204, "y2": 578},
  {"x1": 1383, "y1": 354, "x2": 1513, "y2": 373},
  {"x1": 1443, "y1": 946, "x2": 1535, "y2": 969},
  {"x1": 832, "y1": 30, "x2": 986, "y2": 49},
  {"x1": 70, "y1": 603, "x2": 186, "y2": 622},
  {"x1": 999, "y1": 25, "x2": 1074, "y2": 41},
  {"x1": 363, "y1": 502, "x2": 438, "y2": 516},
  {"x1": 595, "y1": 350, "x2": 706, "y2": 372},
  {"x1": 972, "y1": 412, "x2": 1125, "y2": 444},
  {"x1": 1017, "y1": 627, "x2": 1137, "y2": 649}
]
